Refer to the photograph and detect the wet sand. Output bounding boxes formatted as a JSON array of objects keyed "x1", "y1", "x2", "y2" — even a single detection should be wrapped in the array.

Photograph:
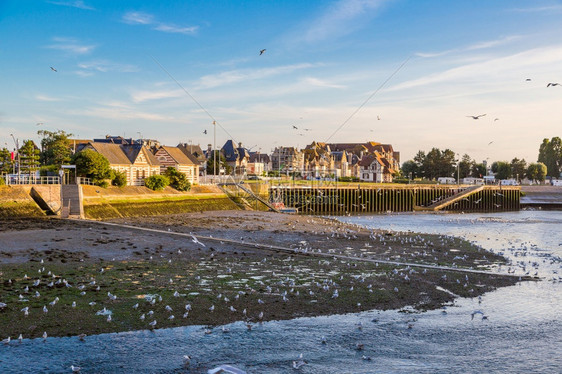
[{"x1": 0, "y1": 211, "x2": 521, "y2": 338}]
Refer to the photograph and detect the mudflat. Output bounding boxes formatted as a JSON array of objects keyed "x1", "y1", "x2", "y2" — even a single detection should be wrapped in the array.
[{"x1": 0, "y1": 211, "x2": 520, "y2": 339}]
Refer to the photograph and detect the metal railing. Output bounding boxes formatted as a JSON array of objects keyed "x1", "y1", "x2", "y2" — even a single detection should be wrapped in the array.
[{"x1": 3, "y1": 175, "x2": 61, "y2": 185}]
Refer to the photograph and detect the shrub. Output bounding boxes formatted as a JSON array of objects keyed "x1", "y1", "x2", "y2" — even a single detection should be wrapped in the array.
[
  {"x1": 112, "y1": 171, "x2": 127, "y2": 187},
  {"x1": 0, "y1": 177, "x2": 4, "y2": 186},
  {"x1": 164, "y1": 167, "x2": 191, "y2": 191},
  {"x1": 144, "y1": 175, "x2": 170, "y2": 191}
]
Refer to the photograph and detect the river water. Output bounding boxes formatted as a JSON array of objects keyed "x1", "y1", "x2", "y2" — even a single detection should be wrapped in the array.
[{"x1": 1, "y1": 211, "x2": 561, "y2": 373}]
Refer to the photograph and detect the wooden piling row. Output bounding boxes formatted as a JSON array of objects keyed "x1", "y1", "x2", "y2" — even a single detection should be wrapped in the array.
[{"x1": 270, "y1": 185, "x2": 520, "y2": 214}]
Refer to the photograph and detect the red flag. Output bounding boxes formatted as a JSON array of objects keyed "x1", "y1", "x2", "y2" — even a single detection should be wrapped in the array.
[{"x1": 10, "y1": 152, "x2": 14, "y2": 160}]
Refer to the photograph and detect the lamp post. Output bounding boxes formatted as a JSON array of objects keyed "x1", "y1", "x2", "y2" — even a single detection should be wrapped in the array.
[
  {"x1": 212, "y1": 120, "x2": 216, "y2": 181},
  {"x1": 456, "y1": 153, "x2": 460, "y2": 185},
  {"x1": 10, "y1": 134, "x2": 20, "y2": 178}
]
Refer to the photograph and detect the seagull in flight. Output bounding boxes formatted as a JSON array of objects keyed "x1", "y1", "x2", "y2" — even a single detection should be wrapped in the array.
[
  {"x1": 259, "y1": 49, "x2": 266, "y2": 55},
  {"x1": 203, "y1": 130, "x2": 207, "y2": 134},
  {"x1": 467, "y1": 114, "x2": 486, "y2": 119},
  {"x1": 292, "y1": 125, "x2": 298, "y2": 129},
  {"x1": 525, "y1": 78, "x2": 531, "y2": 81},
  {"x1": 547, "y1": 83, "x2": 560, "y2": 87},
  {"x1": 50, "y1": 67, "x2": 57, "y2": 72},
  {"x1": 488, "y1": 141, "x2": 494, "y2": 146}
]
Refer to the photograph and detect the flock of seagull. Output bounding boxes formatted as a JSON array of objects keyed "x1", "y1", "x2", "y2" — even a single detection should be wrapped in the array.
[{"x1": 2, "y1": 215, "x2": 557, "y2": 372}]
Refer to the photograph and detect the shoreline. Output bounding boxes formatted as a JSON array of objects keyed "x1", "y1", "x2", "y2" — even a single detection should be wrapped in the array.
[{"x1": 0, "y1": 211, "x2": 525, "y2": 339}]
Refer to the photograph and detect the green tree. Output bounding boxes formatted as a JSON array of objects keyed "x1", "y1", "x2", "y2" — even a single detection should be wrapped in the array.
[
  {"x1": 206, "y1": 150, "x2": 231, "y2": 175},
  {"x1": 38, "y1": 129, "x2": 73, "y2": 168},
  {"x1": 422, "y1": 148, "x2": 456, "y2": 180},
  {"x1": 510, "y1": 158, "x2": 527, "y2": 181},
  {"x1": 72, "y1": 149, "x2": 114, "y2": 187},
  {"x1": 18, "y1": 140, "x2": 40, "y2": 174},
  {"x1": 538, "y1": 137, "x2": 562, "y2": 178},
  {"x1": 112, "y1": 170, "x2": 127, "y2": 187},
  {"x1": 144, "y1": 174, "x2": 169, "y2": 191},
  {"x1": 536, "y1": 162, "x2": 548, "y2": 182},
  {"x1": 471, "y1": 163, "x2": 486, "y2": 178},
  {"x1": 493, "y1": 161, "x2": 512, "y2": 180},
  {"x1": 458, "y1": 154, "x2": 473, "y2": 179},
  {"x1": 164, "y1": 167, "x2": 191, "y2": 191},
  {"x1": 0, "y1": 148, "x2": 13, "y2": 175},
  {"x1": 400, "y1": 160, "x2": 419, "y2": 179}
]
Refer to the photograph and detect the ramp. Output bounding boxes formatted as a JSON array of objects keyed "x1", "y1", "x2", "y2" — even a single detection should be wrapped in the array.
[
  {"x1": 423, "y1": 185, "x2": 484, "y2": 211},
  {"x1": 218, "y1": 182, "x2": 279, "y2": 212}
]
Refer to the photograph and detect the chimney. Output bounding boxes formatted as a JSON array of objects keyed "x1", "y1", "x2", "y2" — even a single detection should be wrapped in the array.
[
  {"x1": 207, "y1": 144, "x2": 212, "y2": 152},
  {"x1": 238, "y1": 142, "x2": 242, "y2": 148}
]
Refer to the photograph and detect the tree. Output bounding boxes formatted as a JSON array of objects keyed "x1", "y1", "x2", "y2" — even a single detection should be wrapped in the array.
[
  {"x1": 164, "y1": 167, "x2": 191, "y2": 191},
  {"x1": 536, "y1": 162, "x2": 547, "y2": 182},
  {"x1": 538, "y1": 137, "x2": 562, "y2": 178},
  {"x1": 18, "y1": 140, "x2": 40, "y2": 174},
  {"x1": 0, "y1": 148, "x2": 13, "y2": 175},
  {"x1": 144, "y1": 175, "x2": 169, "y2": 191},
  {"x1": 72, "y1": 149, "x2": 114, "y2": 187},
  {"x1": 493, "y1": 161, "x2": 512, "y2": 180},
  {"x1": 458, "y1": 154, "x2": 473, "y2": 179},
  {"x1": 38, "y1": 129, "x2": 73, "y2": 168},
  {"x1": 471, "y1": 163, "x2": 486, "y2": 178},
  {"x1": 510, "y1": 158, "x2": 527, "y2": 181},
  {"x1": 112, "y1": 171, "x2": 127, "y2": 187},
  {"x1": 400, "y1": 160, "x2": 419, "y2": 179},
  {"x1": 206, "y1": 150, "x2": 231, "y2": 175},
  {"x1": 421, "y1": 148, "x2": 456, "y2": 180}
]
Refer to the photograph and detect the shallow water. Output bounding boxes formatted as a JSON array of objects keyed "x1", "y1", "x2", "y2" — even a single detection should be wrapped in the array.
[{"x1": 1, "y1": 211, "x2": 561, "y2": 373}]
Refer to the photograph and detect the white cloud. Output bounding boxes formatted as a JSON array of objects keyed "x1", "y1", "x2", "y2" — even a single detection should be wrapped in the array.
[
  {"x1": 302, "y1": 0, "x2": 390, "y2": 43},
  {"x1": 197, "y1": 63, "x2": 317, "y2": 89},
  {"x1": 154, "y1": 24, "x2": 198, "y2": 35},
  {"x1": 396, "y1": 45, "x2": 562, "y2": 92},
  {"x1": 122, "y1": 11, "x2": 154, "y2": 25},
  {"x1": 416, "y1": 35, "x2": 521, "y2": 59},
  {"x1": 46, "y1": 1, "x2": 94, "y2": 10},
  {"x1": 509, "y1": 5, "x2": 562, "y2": 13},
  {"x1": 131, "y1": 89, "x2": 184, "y2": 103},
  {"x1": 45, "y1": 37, "x2": 95, "y2": 55},
  {"x1": 302, "y1": 77, "x2": 346, "y2": 89},
  {"x1": 122, "y1": 11, "x2": 198, "y2": 35},
  {"x1": 77, "y1": 60, "x2": 139, "y2": 73},
  {"x1": 35, "y1": 94, "x2": 62, "y2": 102}
]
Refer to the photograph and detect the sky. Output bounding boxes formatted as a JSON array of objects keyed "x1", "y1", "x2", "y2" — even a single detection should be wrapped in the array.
[{"x1": 1, "y1": 0, "x2": 562, "y2": 164}]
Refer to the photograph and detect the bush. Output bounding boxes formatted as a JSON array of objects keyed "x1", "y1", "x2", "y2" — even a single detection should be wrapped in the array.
[
  {"x1": 164, "y1": 167, "x2": 191, "y2": 191},
  {"x1": 144, "y1": 175, "x2": 170, "y2": 191},
  {"x1": 338, "y1": 176, "x2": 360, "y2": 182},
  {"x1": 0, "y1": 177, "x2": 4, "y2": 186},
  {"x1": 112, "y1": 171, "x2": 127, "y2": 187},
  {"x1": 39, "y1": 165, "x2": 58, "y2": 176}
]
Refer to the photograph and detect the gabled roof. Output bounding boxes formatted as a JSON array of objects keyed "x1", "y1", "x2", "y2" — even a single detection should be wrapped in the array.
[
  {"x1": 121, "y1": 144, "x2": 160, "y2": 165},
  {"x1": 221, "y1": 140, "x2": 239, "y2": 162},
  {"x1": 177, "y1": 143, "x2": 207, "y2": 163},
  {"x1": 159, "y1": 146, "x2": 197, "y2": 166},
  {"x1": 85, "y1": 142, "x2": 160, "y2": 166},
  {"x1": 86, "y1": 143, "x2": 133, "y2": 164},
  {"x1": 250, "y1": 152, "x2": 270, "y2": 163}
]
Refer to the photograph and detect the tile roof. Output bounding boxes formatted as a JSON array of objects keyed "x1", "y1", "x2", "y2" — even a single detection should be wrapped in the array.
[{"x1": 160, "y1": 146, "x2": 197, "y2": 165}]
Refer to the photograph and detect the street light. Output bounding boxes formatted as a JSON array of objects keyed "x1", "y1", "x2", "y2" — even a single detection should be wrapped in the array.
[
  {"x1": 10, "y1": 134, "x2": 20, "y2": 177},
  {"x1": 212, "y1": 120, "x2": 216, "y2": 181},
  {"x1": 456, "y1": 153, "x2": 460, "y2": 185}
]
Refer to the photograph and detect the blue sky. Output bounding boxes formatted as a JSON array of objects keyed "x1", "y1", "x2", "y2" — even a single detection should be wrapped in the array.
[{"x1": 1, "y1": 0, "x2": 562, "y2": 164}]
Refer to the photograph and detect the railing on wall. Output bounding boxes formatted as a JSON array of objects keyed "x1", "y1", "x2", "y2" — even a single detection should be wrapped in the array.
[{"x1": 3, "y1": 175, "x2": 61, "y2": 185}]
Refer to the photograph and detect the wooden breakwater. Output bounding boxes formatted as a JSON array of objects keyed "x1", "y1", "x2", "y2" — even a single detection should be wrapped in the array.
[{"x1": 269, "y1": 185, "x2": 520, "y2": 214}]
